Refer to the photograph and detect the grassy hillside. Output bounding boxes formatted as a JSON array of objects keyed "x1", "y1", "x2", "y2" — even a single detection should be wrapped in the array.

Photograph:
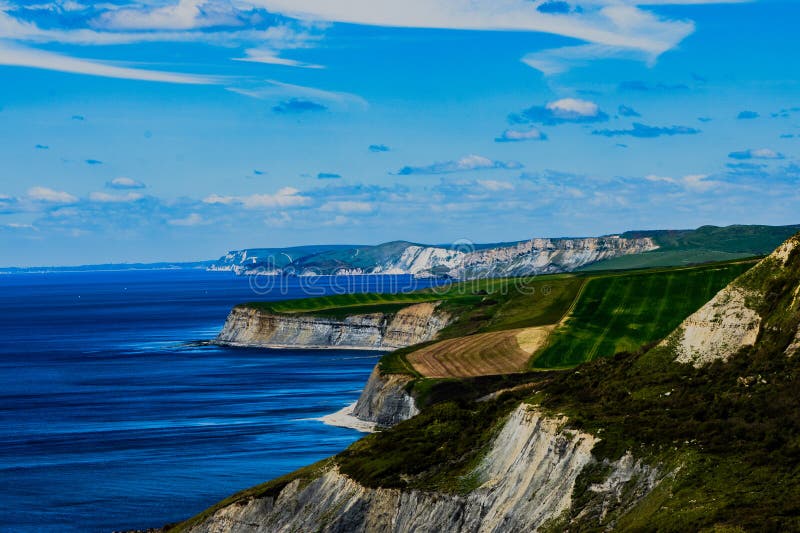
[
  {"x1": 532, "y1": 261, "x2": 754, "y2": 368},
  {"x1": 332, "y1": 236, "x2": 800, "y2": 530},
  {"x1": 582, "y1": 224, "x2": 800, "y2": 271}
]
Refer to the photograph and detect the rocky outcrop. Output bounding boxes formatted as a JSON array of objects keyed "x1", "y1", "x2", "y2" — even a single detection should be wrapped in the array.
[
  {"x1": 350, "y1": 367, "x2": 418, "y2": 427},
  {"x1": 668, "y1": 286, "x2": 762, "y2": 367},
  {"x1": 184, "y1": 405, "x2": 660, "y2": 533},
  {"x1": 216, "y1": 302, "x2": 451, "y2": 351}
]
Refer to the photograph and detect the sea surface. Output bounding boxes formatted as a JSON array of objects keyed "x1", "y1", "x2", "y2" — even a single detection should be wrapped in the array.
[{"x1": 0, "y1": 270, "x2": 440, "y2": 532}]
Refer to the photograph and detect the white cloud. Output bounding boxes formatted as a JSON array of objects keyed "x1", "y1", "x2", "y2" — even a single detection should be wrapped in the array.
[
  {"x1": 94, "y1": 0, "x2": 243, "y2": 31},
  {"x1": 107, "y1": 177, "x2": 146, "y2": 189},
  {"x1": 249, "y1": 0, "x2": 693, "y2": 55},
  {"x1": 478, "y1": 180, "x2": 515, "y2": 191},
  {"x1": 27, "y1": 186, "x2": 77, "y2": 203},
  {"x1": 495, "y1": 128, "x2": 547, "y2": 142},
  {"x1": 522, "y1": 43, "x2": 648, "y2": 75},
  {"x1": 728, "y1": 148, "x2": 785, "y2": 160},
  {"x1": 3, "y1": 222, "x2": 37, "y2": 230},
  {"x1": 89, "y1": 191, "x2": 144, "y2": 202},
  {"x1": 546, "y1": 98, "x2": 600, "y2": 118},
  {"x1": 322, "y1": 215, "x2": 350, "y2": 226},
  {"x1": 398, "y1": 154, "x2": 523, "y2": 175},
  {"x1": 203, "y1": 187, "x2": 311, "y2": 209},
  {"x1": 233, "y1": 48, "x2": 324, "y2": 69},
  {"x1": 227, "y1": 79, "x2": 367, "y2": 109},
  {"x1": 0, "y1": 43, "x2": 219, "y2": 84},
  {"x1": 321, "y1": 200, "x2": 374, "y2": 213},
  {"x1": 645, "y1": 173, "x2": 721, "y2": 192},
  {"x1": 168, "y1": 213, "x2": 204, "y2": 226}
]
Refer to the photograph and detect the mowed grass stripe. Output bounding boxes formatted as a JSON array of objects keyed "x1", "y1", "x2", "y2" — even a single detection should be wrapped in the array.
[
  {"x1": 531, "y1": 262, "x2": 754, "y2": 369},
  {"x1": 408, "y1": 327, "x2": 550, "y2": 378}
]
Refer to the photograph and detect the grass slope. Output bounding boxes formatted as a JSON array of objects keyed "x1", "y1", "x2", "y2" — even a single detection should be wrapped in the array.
[
  {"x1": 533, "y1": 261, "x2": 754, "y2": 368},
  {"x1": 583, "y1": 224, "x2": 800, "y2": 271}
]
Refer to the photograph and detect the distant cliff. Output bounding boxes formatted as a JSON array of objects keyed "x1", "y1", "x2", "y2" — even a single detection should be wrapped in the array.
[
  {"x1": 210, "y1": 236, "x2": 657, "y2": 278},
  {"x1": 216, "y1": 302, "x2": 451, "y2": 351},
  {"x1": 180, "y1": 405, "x2": 659, "y2": 533}
]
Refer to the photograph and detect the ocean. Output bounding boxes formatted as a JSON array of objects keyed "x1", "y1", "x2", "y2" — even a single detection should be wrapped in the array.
[{"x1": 0, "y1": 270, "x2": 439, "y2": 532}]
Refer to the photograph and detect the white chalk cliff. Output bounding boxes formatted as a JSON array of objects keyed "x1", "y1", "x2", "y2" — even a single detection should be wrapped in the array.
[
  {"x1": 183, "y1": 405, "x2": 659, "y2": 533},
  {"x1": 216, "y1": 302, "x2": 451, "y2": 351}
]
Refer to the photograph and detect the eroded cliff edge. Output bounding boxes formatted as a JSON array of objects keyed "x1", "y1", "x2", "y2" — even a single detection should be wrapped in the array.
[
  {"x1": 216, "y1": 301, "x2": 451, "y2": 351},
  {"x1": 180, "y1": 404, "x2": 660, "y2": 533}
]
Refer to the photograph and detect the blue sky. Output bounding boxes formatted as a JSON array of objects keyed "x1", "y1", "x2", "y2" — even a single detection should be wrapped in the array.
[{"x1": 0, "y1": 0, "x2": 798, "y2": 266}]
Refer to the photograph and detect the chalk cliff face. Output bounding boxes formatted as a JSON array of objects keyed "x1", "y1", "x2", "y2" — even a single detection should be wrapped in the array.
[
  {"x1": 350, "y1": 367, "x2": 418, "y2": 427},
  {"x1": 211, "y1": 236, "x2": 658, "y2": 279},
  {"x1": 216, "y1": 302, "x2": 451, "y2": 351},
  {"x1": 375, "y1": 236, "x2": 658, "y2": 278},
  {"x1": 183, "y1": 405, "x2": 659, "y2": 533}
]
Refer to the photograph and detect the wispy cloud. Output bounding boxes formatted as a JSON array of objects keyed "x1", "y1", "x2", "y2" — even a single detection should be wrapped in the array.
[
  {"x1": 495, "y1": 128, "x2": 548, "y2": 142},
  {"x1": 203, "y1": 187, "x2": 311, "y2": 209},
  {"x1": 107, "y1": 177, "x2": 145, "y2": 190},
  {"x1": 728, "y1": 148, "x2": 785, "y2": 160},
  {"x1": 168, "y1": 213, "x2": 205, "y2": 226},
  {"x1": 397, "y1": 155, "x2": 523, "y2": 175},
  {"x1": 229, "y1": 79, "x2": 367, "y2": 110},
  {"x1": 0, "y1": 43, "x2": 220, "y2": 85},
  {"x1": 234, "y1": 48, "x2": 323, "y2": 69},
  {"x1": 27, "y1": 186, "x2": 77, "y2": 203},
  {"x1": 321, "y1": 200, "x2": 373, "y2": 213},
  {"x1": 89, "y1": 192, "x2": 144, "y2": 203},
  {"x1": 250, "y1": 0, "x2": 694, "y2": 56},
  {"x1": 592, "y1": 122, "x2": 700, "y2": 138}
]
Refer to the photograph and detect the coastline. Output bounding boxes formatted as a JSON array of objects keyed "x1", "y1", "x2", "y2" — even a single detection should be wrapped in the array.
[
  {"x1": 314, "y1": 402, "x2": 376, "y2": 433},
  {"x1": 213, "y1": 340, "x2": 395, "y2": 352}
]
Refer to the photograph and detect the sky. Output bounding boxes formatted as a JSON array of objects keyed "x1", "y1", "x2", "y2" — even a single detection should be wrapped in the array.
[{"x1": 0, "y1": 0, "x2": 799, "y2": 266}]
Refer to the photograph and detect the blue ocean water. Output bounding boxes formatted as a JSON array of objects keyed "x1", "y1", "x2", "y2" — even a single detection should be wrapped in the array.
[{"x1": 0, "y1": 270, "x2": 439, "y2": 532}]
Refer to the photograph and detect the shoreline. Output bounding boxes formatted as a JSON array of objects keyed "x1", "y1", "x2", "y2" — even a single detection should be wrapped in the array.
[
  {"x1": 314, "y1": 402, "x2": 376, "y2": 433},
  {"x1": 213, "y1": 340, "x2": 394, "y2": 352}
]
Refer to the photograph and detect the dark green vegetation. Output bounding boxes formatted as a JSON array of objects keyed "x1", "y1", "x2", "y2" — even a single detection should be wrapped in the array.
[
  {"x1": 584, "y1": 223, "x2": 800, "y2": 271},
  {"x1": 533, "y1": 261, "x2": 755, "y2": 368}
]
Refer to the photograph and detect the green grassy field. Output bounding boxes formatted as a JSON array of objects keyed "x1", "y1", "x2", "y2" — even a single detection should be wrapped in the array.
[
  {"x1": 531, "y1": 261, "x2": 755, "y2": 368},
  {"x1": 577, "y1": 249, "x2": 755, "y2": 271}
]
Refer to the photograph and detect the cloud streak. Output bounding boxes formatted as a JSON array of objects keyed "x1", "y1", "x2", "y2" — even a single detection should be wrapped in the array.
[
  {"x1": 592, "y1": 122, "x2": 700, "y2": 138},
  {"x1": 397, "y1": 155, "x2": 523, "y2": 175}
]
